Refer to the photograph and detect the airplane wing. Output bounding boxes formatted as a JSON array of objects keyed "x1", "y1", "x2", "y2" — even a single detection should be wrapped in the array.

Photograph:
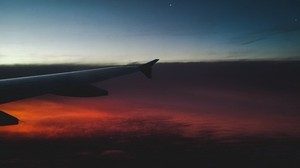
[{"x1": 0, "y1": 59, "x2": 159, "y2": 126}]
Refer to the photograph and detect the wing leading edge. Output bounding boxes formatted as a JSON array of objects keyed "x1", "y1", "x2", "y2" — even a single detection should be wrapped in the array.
[{"x1": 0, "y1": 59, "x2": 159, "y2": 126}]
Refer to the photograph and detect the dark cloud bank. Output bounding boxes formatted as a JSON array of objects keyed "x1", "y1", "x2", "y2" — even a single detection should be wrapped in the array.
[{"x1": 0, "y1": 61, "x2": 300, "y2": 168}]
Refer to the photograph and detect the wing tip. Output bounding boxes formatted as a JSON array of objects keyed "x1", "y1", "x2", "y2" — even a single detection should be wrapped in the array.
[{"x1": 139, "y1": 59, "x2": 159, "y2": 79}]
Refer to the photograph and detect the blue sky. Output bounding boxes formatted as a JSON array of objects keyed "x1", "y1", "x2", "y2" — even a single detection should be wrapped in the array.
[{"x1": 0, "y1": 0, "x2": 300, "y2": 64}]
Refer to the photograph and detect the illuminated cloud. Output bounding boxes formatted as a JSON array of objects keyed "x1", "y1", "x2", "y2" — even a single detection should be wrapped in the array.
[{"x1": 1, "y1": 62, "x2": 299, "y2": 140}]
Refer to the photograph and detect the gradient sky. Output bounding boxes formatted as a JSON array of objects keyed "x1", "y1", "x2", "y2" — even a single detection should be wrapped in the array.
[{"x1": 1, "y1": 0, "x2": 300, "y2": 64}]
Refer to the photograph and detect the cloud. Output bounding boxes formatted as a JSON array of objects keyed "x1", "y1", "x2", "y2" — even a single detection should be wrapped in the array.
[
  {"x1": 100, "y1": 149, "x2": 134, "y2": 159},
  {"x1": 235, "y1": 22, "x2": 300, "y2": 45},
  {"x1": 0, "y1": 62, "x2": 300, "y2": 168},
  {"x1": 0, "y1": 62, "x2": 300, "y2": 141}
]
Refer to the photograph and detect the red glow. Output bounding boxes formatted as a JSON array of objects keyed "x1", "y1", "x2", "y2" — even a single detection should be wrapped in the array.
[{"x1": 1, "y1": 89, "x2": 300, "y2": 140}]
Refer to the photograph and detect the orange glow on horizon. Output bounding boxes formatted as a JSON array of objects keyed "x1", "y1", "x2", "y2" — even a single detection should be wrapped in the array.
[{"x1": 1, "y1": 94, "x2": 300, "y2": 140}]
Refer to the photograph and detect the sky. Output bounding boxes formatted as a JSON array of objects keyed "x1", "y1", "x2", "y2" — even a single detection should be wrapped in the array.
[{"x1": 0, "y1": 0, "x2": 300, "y2": 64}]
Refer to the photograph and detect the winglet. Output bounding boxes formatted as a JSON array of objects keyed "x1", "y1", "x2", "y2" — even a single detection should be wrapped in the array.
[{"x1": 139, "y1": 59, "x2": 159, "y2": 79}]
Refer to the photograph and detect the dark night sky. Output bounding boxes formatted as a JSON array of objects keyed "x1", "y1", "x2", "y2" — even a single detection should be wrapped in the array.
[{"x1": 0, "y1": 0, "x2": 300, "y2": 64}]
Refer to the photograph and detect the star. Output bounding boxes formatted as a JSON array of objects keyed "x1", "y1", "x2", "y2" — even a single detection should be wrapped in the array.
[{"x1": 169, "y1": 3, "x2": 173, "y2": 7}]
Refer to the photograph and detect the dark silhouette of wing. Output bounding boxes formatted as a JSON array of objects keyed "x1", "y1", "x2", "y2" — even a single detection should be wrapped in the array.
[{"x1": 0, "y1": 59, "x2": 159, "y2": 126}]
